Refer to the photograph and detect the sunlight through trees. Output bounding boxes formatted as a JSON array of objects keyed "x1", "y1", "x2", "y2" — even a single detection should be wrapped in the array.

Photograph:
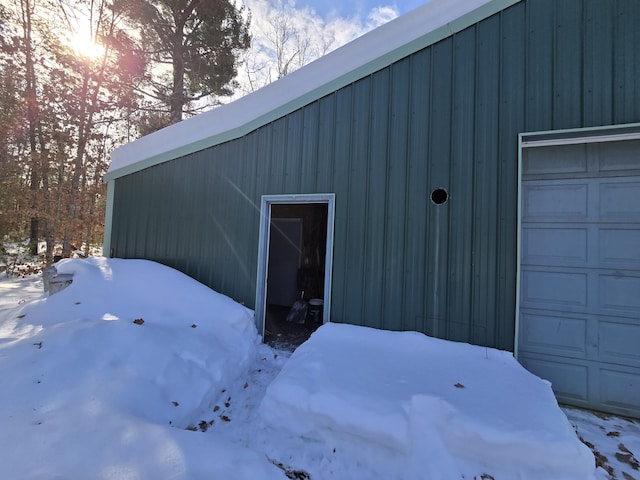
[{"x1": 0, "y1": 0, "x2": 396, "y2": 264}]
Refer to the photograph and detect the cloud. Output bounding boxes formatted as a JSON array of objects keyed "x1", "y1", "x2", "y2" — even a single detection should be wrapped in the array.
[
  {"x1": 231, "y1": 0, "x2": 399, "y2": 98},
  {"x1": 366, "y1": 6, "x2": 399, "y2": 28}
]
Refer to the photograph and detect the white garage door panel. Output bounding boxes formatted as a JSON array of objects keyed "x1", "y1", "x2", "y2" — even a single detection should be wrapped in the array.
[
  {"x1": 599, "y1": 228, "x2": 640, "y2": 265},
  {"x1": 519, "y1": 312, "x2": 638, "y2": 366},
  {"x1": 597, "y1": 139, "x2": 640, "y2": 172},
  {"x1": 521, "y1": 269, "x2": 640, "y2": 316},
  {"x1": 522, "y1": 143, "x2": 588, "y2": 175},
  {"x1": 599, "y1": 181, "x2": 640, "y2": 220},
  {"x1": 599, "y1": 320, "x2": 640, "y2": 366},
  {"x1": 600, "y1": 368, "x2": 640, "y2": 412},
  {"x1": 522, "y1": 226, "x2": 640, "y2": 267},
  {"x1": 599, "y1": 274, "x2": 640, "y2": 314},
  {"x1": 522, "y1": 227, "x2": 588, "y2": 264},
  {"x1": 519, "y1": 311, "x2": 588, "y2": 356},
  {"x1": 519, "y1": 138, "x2": 640, "y2": 418},
  {"x1": 521, "y1": 270, "x2": 587, "y2": 309},
  {"x1": 522, "y1": 183, "x2": 588, "y2": 221},
  {"x1": 521, "y1": 354, "x2": 640, "y2": 417}
]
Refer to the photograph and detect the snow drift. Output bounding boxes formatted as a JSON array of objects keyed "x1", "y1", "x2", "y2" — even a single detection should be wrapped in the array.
[
  {"x1": 0, "y1": 258, "x2": 599, "y2": 479},
  {"x1": 0, "y1": 258, "x2": 282, "y2": 479},
  {"x1": 261, "y1": 323, "x2": 597, "y2": 480}
]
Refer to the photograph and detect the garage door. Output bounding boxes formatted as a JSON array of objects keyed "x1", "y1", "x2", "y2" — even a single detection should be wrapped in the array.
[{"x1": 518, "y1": 135, "x2": 640, "y2": 418}]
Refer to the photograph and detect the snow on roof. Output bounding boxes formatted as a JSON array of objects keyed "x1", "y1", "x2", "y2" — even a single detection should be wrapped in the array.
[{"x1": 106, "y1": 0, "x2": 520, "y2": 181}]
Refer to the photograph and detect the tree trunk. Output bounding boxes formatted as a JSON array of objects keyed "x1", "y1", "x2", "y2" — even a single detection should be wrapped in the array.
[
  {"x1": 61, "y1": 63, "x2": 91, "y2": 257},
  {"x1": 22, "y1": 0, "x2": 39, "y2": 256},
  {"x1": 169, "y1": 10, "x2": 186, "y2": 124},
  {"x1": 62, "y1": 24, "x2": 111, "y2": 257},
  {"x1": 41, "y1": 169, "x2": 54, "y2": 264},
  {"x1": 29, "y1": 216, "x2": 38, "y2": 255}
]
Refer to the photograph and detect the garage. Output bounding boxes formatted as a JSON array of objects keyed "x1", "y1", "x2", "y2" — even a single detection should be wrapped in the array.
[
  {"x1": 517, "y1": 127, "x2": 640, "y2": 418},
  {"x1": 105, "y1": 0, "x2": 640, "y2": 415}
]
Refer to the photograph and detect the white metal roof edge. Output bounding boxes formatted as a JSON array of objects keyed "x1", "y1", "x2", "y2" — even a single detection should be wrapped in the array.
[{"x1": 105, "y1": 0, "x2": 520, "y2": 182}]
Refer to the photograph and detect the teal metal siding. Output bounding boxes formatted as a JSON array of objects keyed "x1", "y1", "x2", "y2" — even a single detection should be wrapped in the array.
[{"x1": 109, "y1": 0, "x2": 640, "y2": 350}]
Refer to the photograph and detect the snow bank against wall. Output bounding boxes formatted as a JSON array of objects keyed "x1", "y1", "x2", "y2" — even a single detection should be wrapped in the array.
[
  {"x1": 261, "y1": 323, "x2": 597, "y2": 480},
  {"x1": 21, "y1": 257, "x2": 258, "y2": 426},
  {"x1": 0, "y1": 258, "x2": 279, "y2": 479}
]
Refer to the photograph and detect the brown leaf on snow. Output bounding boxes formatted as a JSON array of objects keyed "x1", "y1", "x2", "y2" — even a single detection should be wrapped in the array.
[
  {"x1": 615, "y1": 452, "x2": 635, "y2": 466},
  {"x1": 454, "y1": 382, "x2": 465, "y2": 389},
  {"x1": 133, "y1": 318, "x2": 144, "y2": 325},
  {"x1": 606, "y1": 431, "x2": 620, "y2": 437},
  {"x1": 225, "y1": 401, "x2": 231, "y2": 408},
  {"x1": 268, "y1": 457, "x2": 311, "y2": 480},
  {"x1": 220, "y1": 415, "x2": 231, "y2": 422},
  {"x1": 16, "y1": 314, "x2": 25, "y2": 319},
  {"x1": 33, "y1": 342, "x2": 42, "y2": 349},
  {"x1": 619, "y1": 443, "x2": 633, "y2": 454},
  {"x1": 244, "y1": 382, "x2": 249, "y2": 389},
  {"x1": 213, "y1": 405, "x2": 220, "y2": 412},
  {"x1": 172, "y1": 401, "x2": 179, "y2": 407},
  {"x1": 617, "y1": 443, "x2": 640, "y2": 470},
  {"x1": 191, "y1": 324, "x2": 197, "y2": 328}
]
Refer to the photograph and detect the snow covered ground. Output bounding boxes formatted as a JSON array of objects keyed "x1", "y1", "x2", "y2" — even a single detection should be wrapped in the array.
[{"x1": 0, "y1": 258, "x2": 637, "y2": 479}]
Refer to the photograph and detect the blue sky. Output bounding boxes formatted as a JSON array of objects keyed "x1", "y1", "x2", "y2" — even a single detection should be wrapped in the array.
[{"x1": 294, "y1": 1, "x2": 429, "y2": 20}]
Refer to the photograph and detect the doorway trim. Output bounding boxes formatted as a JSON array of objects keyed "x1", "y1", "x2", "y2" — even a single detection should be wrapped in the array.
[{"x1": 255, "y1": 193, "x2": 336, "y2": 337}]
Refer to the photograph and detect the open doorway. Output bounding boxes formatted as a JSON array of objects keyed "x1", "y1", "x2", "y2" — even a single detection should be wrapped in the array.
[{"x1": 255, "y1": 194, "x2": 335, "y2": 350}]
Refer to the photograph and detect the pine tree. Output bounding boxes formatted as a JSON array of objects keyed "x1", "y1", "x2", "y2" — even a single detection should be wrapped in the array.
[{"x1": 121, "y1": 0, "x2": 250, "y2": 125}]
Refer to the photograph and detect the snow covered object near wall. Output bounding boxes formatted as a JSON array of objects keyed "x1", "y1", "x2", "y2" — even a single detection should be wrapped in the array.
[
  {"x1": 261, "y1": 323, "x2": 597, "y2": 480},
  {"x1": 42, "y1": 265, "x2": 74, "y2": 294}
]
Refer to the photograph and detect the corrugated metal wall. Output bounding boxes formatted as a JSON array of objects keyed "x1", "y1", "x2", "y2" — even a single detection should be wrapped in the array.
[{"x1": 110, "y1": 0, "x2": 640, "y2": 351}]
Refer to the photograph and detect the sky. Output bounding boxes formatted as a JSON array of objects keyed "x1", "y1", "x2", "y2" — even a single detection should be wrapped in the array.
[
  {"x1": 0, "y1": 255, "x2": 635, "y2": 479},
  {"x1": 293, "y1": 0, "x2": 429, "y2": 19},
  {"x1": 224, "y1": 0, "x2": 432, "y2": 100}
]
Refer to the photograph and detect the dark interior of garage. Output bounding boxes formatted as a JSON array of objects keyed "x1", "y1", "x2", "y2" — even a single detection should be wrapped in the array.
[{"x1": 264, "y1": 203, "x2": 328, "y2": 350}]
